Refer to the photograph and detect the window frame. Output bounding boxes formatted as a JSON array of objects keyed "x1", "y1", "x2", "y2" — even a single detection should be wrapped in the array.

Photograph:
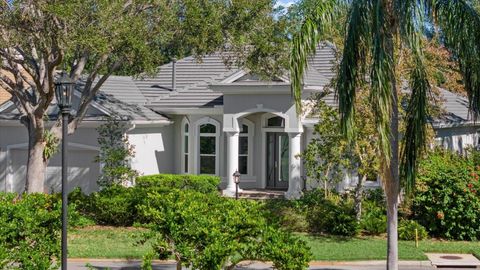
[
  {"x1": 238, "y1": 119, "x2": 254, "y2": 176},
  {"x1": 195, "y1": 117, "x2": 220, "y2": 175},
  {"x1": 181, "y1": 118, "x2": 190, "y2": 174}
]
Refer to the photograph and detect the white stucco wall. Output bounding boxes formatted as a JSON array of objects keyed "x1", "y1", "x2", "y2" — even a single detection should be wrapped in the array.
[
  {"x1": 435, "y1": 126, "x2": 478, "y2": 154},
  {"x1": 128, "y1": 125, "x2": 175, "y2": 176}
]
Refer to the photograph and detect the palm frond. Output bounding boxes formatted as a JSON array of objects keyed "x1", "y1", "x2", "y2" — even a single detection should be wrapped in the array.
[
  {"x1": 290, "y1": 0, "x2": 336, "y2": 115},
  {"x1": 397, "y1": 0, "x2": 431, "y2": 195},
  {"x1": 369, "y1": 0, "x2": 393, "y2": 161},
  {"x1": 336, "y1": 0, "x2": 372, "y2": 141},
  {"x1": 434, "y1": 0, "x2": 480, "y2": 120},
  {"x1": 401, "y1": 54, "x2": 430, "y2": 195}
]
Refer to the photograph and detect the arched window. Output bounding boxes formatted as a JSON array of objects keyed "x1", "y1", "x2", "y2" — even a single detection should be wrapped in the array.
[
  {"x1": 182, "y1": 120, "x2": 189, "y2": 173},
  {"x1": 267, "y1": 116, "x2": 285, "y2": 127},
  {"x1": 196, "y1": 118, "x2": 220, "y2": 175}
]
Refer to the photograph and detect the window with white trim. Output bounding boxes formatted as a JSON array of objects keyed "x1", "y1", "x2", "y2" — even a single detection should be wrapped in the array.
[
  {"x1": 267, "y1": 116, "x2": 285, "y2": 127},
  {"x1": 182, "y1": 122, "x2": 189, "y2": 173},
  {"x1": 239, "y1": 124, "x2": 249, "y2": 175},
  {"x1": 199, "y1": 123, "x2": 217, "y2": 174}
]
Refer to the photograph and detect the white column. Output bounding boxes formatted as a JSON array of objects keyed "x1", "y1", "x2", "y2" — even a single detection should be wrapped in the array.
[
  {"x1": 224, "y1": 131, "x2": 240, "y2": 196},
  {"x1": 286, "y1": 132, "x2": 302, "y2": 199}
]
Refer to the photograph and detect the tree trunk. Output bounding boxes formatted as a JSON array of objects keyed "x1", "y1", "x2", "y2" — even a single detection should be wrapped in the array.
[
  {"x1": 25, "y1": 119, "x2": 47, "y2": 193},
  {"x1": 354, "y1": 174, "x2": 367, "y2": 221},
  {"x1": 176, "y1": 261, "x2": 182, "y2": 270}
]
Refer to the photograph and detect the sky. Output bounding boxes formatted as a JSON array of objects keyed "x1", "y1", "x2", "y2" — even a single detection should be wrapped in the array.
[{"x1": 275, "y1": 0, "x2": 299, "y2": 9}]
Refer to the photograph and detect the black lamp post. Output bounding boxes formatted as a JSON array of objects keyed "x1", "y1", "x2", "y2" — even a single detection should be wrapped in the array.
[
  {"x1": 233, "y1": 170, "x2": 241, "y2": 200},
  {"x1": 54, "y1": 72, "x2": 74, "y2": 270}
]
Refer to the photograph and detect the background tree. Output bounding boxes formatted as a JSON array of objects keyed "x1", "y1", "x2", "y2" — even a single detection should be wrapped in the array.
[
  {"x1": 290, "y1": 1, "x2": 480, "y2": 270},
  {"x1": 96, "y1": 116, "x2": 138, "y2": 188},
  {"x1": 0, "y1": 0, "x2": 288, "y2": 193},
  {"x1": 303, "y1": 90, "x2": 379, "y2": 220}
]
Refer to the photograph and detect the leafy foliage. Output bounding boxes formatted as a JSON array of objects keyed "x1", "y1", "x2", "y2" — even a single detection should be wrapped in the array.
[
  {"x1": 398, "y1": 220, "x2": 428, "y2": 241},
  {"x1": 304, "y1": 191, "x2": 359, "y2": 236},
  {"x1": 0, "y1": 193, "x2": 60, "y2": 269},
  {"x1": 413, "y1": 148, "x2": 480, "y2": 240},
  {"x1": 140, "y1": 190, "x2": 311, "y2": 270},
  {"x1": 136, "y1": 174, "x2": 220, "y2": 194},
  {"x1": 360, "y1": 200, "x2": 387, "y2": 235},
  {"x1": 96, "y1": 116, "x2": 138, "y2": 187}
]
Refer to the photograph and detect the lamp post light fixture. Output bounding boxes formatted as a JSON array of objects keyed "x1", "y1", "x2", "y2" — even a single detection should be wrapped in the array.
[
  {"x1": 233, "y1": 170, "x2": 241, "y2": 200},
  {"x1": 54, "y1": 72, "x2": 74, "y2": 270}
]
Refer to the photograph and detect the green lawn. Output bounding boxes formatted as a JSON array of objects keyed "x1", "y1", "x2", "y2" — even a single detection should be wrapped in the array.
[
  {"x1": 300, "y1": 234, "x2": 480, "y2": 261},
  {"x1": 69, "y1": 226, "x2": 480, "y2": 261},
  {"x1": 68, "y1": 226, "x2": 150, "y2": 259}
]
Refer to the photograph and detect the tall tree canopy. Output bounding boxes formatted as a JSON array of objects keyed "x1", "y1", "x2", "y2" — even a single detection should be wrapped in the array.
[
  {"x1": 290, "y1": 0, "x2": 480, "y2": 269},
  {"x1": 0, "y1": 0, "x2": 288, "y2": 193}
]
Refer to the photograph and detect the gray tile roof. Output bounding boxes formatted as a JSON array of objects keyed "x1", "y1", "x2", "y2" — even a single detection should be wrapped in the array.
[
  {"x1": 433, "y1": 89, "x2": 471, "y2": 124},
  {"x1": 307, "y1": 88, "x2": 475, "y2": 127},
  {"x1": 145, "y1": 43, "x2": 337, "y2": 110},
  {"x1": 0, "y1": 76, "x2": 170, "y2": 123}
]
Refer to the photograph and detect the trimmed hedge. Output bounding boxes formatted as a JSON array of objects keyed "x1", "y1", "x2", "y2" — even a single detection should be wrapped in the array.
[{"x1": 136, "y1": 174, "x2": 220, "y2": 194}]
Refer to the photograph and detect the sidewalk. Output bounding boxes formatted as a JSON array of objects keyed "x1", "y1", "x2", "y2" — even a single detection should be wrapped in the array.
[{"x1": 68, "y1": 259, "x2": 438, "y2": 270}]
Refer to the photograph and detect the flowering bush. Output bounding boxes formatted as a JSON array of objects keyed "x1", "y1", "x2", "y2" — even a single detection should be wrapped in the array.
[{"x1": 413, "y1": 148, "x2": 480, "y2": 240}]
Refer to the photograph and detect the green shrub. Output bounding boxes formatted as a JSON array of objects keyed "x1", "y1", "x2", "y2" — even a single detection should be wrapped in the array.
[
  {"x1": 136, "y1": 174, "x2": 220, "y2": 194},
  {"x1": 413, "y1": 149, "x2": 480, "y2": 240},
  {"x1": 0, "y1": 193, "x2": 60, "y2": 269},
  {"x1": 140, "y1": 190, "x2": 311, "y2": 270},
  {"x1": 69, "y1": 174, "x2": 220, "y2": 226},
  {"x1": 360, "y1": 201, "x2": 387, "y2": 235},
  {"x1": 70, "y1": 186, "x2": 139, "y2": 226},
  {"x1": 398, "y1": 220, "x2": 428, "y2": 240},
  {"x1": 305, "y1": 192, "x2": 359, "y2": 236}
]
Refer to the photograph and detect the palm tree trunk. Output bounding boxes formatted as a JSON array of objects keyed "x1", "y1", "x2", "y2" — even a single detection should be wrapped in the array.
[
  {"x1": 385, "y1": 45, "x2": 400, "y2": 270},
  {"x1": 385, "y1": 2, "x2": 400, "y2": 269}
]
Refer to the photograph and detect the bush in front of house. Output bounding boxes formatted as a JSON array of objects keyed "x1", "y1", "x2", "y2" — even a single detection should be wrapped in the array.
[
  {"x1": 0, "y1": 193, "x2": 61, "y2": 269},
  {"x1": 69, "y1": 174, "x2": 221, "y2": 226},
  {"x1": 359, "y1": 200, "x2": 387, "y2": 235},
  {"x1": 139, "y1": 189, "x2": 311, "y2": 270},
  {"x1": 413, "y1": 148, "x2": 480, "y2": 240},
  {"x1": 136, "y1": 174, "x2": 220, "y2": 194},
  {"x1": 398, "y1": 220, "x2": 428, "y2": 241},
  {"x1": 303, "y1": 190, "x2": 359, "y2": 236}
]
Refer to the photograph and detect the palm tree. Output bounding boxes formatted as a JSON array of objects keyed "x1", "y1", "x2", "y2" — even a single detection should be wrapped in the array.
[{"x1": 290, "y1": 1, "x2": 480, "y2": 269}]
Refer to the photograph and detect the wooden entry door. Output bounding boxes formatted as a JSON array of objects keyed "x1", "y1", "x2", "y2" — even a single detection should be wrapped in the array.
[{"x1": 266, "y1": 132, "x2": 289, "y2": 189}]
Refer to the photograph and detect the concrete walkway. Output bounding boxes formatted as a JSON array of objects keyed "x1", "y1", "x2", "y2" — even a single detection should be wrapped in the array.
[{"x1": 67, "y1": 259, "x2": 442, "y2": 270}]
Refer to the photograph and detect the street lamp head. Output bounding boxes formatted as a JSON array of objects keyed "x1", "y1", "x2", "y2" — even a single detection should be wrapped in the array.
[
  {"x1": 55, "y1": 72, "x2": 74, "y2": 110},
  {"x1": 233, "y1": 170, "x2": 241, "y2": 184}
]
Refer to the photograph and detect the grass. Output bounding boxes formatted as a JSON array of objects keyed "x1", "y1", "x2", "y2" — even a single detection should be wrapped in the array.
[
  {"x1": 300, "y1": 234, "x2": 480, "y2": 261},
  {"x1": 69, "y1": 226, "x2": 480, "y2": 261},
  {"x1": 68, "y1": 226, "x2": 150, "y2": 259}
]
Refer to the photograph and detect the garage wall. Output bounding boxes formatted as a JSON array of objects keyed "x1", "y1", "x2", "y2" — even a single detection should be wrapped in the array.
[{"x1": 0, "y1": 125, "x2": 100, "y2": 193}]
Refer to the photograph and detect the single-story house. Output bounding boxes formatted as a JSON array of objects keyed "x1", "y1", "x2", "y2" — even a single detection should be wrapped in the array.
[{"x1": 0, "y1": 43, "x2": 478, "y2": 197}]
